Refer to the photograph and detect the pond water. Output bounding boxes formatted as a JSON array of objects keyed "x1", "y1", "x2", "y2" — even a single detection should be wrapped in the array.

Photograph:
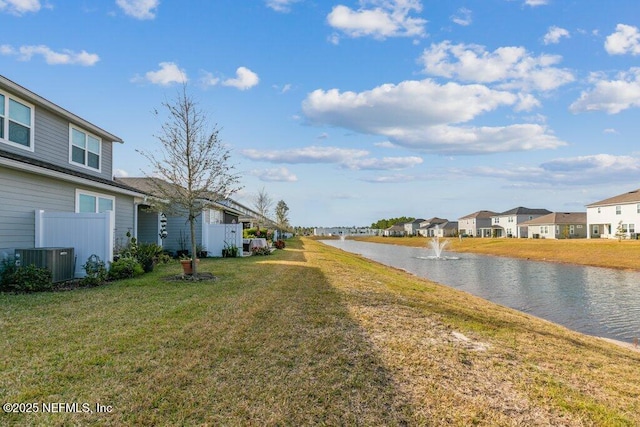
[{"x1": 322, "y1": 239, "x2": 640, "y2": 343}]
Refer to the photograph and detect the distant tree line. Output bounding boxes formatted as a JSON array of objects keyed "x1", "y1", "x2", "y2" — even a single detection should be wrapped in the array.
[{"x1": 370, "y1": 217, "x2": 416, "y2": 229}]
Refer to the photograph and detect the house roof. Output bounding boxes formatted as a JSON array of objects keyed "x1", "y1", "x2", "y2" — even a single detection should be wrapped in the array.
[
  {"x1": 0, "y1": 148, "x2": 144, "y2": 197},
  {"x1": 520, "y1": 212, "x2": 587, "y2": 226},
  {"x1": 459, "y1": 210, "x2": 497, "y2": 220},
  {"x1": 116, "y1": 177, "x2": 251, "y2": 218},
  {"x1": 495, "y1": 207, "x2": 552, "y2": 216},
  {"x1": 421, "y1": 217, "x2": 448, "y2": 224},
  {"x1": 586, "y1": 189, "x2": 640, "y2": 207},
  {"x1": 386, "y1": 224, "x2": 406, "y2": 231},
  {"x1": 0, "y1": 74, "x2": 123, "y2": 144}
]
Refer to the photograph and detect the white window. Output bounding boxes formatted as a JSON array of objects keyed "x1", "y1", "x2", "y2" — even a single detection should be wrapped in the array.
[
  {"x1": 76, "y1": 190, "x2": 114, "y2": 213},
  {"x1": 637, "y1": 204, "x2": 640, "y2": 214},
  {"x1": 0, "y1": 91, "x2": 35, "y2": 151},
  {"x1": 569, "y1": 225, "x2": 575, "y2": 235},
  {"x1": 593, "y1": 225, "x2": 599, "y2": 235},
  {"x1": 616, "y1": 205, "x2": 621, "y2": 215},
  {"x1": 208, "y1": 209, "x2": 223, "y2": 224},
  {"x1": 70, "y1": 125, "x2": 101, "y2": 171},
  {"x1": 597, "y1": 207, "x2": 601, "y2": 214}
]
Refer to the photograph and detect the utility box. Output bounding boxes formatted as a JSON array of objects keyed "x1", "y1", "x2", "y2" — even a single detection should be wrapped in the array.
[{"x1": 15, "y1": 248, "x2": 75, "y2": 283}]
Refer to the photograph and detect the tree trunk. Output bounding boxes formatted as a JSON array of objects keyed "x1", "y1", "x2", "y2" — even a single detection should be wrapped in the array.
[{"x1": 190, "y1": 216, "x2": 198, "y2": 277}]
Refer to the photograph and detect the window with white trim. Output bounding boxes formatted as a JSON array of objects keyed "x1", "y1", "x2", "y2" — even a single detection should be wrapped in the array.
[
  {"x1": 616, "y1": 205, "x2": 621, "y2": 215},
  {"x1": 70, "y1": 125, "x2": 101, "y2": 171},
  {"x1": 76, "y1": 190, "x2": 114, "y2": 213},
  {"x1": 0, "y1": 91, "x2": 35, "y2": 150}
]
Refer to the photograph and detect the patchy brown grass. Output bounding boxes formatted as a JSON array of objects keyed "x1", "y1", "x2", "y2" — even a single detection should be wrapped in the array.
[
  {"x1": 1, "y1": 237, "x2": 639, "y2": 425},
  {"x1": 355, "y1": 235, "x2": 640, "y2": 271}
]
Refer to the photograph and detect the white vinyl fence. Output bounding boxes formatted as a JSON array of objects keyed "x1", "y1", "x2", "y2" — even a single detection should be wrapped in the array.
[
  {"x1": 201, "y1": 223, "x2": 243, "y2": 257},
  {"x1": 35, "y1": 210, "x2": 114, "y2": 277}
]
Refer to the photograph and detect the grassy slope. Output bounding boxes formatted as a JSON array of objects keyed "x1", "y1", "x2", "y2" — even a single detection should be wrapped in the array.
[
  {"x1": 0, "y1": 238, "x2": 638, "y2": 425},
  {"x1": 354, "y1": 236, "x2": 640, "y2": 271}
]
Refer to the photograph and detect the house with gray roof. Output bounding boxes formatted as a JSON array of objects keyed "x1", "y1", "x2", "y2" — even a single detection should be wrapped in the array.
[
  {"x1": 491, "y1": 207, "x2": 552, "y2": 238},
  {"x1": 458, "y1": 210, "x2": 497, "y2": 237},
  {"x1": 0, "y1": 74, "x2": 145, "y2": 271}
]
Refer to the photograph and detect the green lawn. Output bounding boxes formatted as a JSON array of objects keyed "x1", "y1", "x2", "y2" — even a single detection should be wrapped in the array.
[{"x1": 1, "y1": 238, "x2": 639, "y2": 425}]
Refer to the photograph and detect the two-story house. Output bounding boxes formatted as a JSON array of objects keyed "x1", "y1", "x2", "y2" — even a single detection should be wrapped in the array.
[
  {"x1": 458, "y1": 210, "x2": 497, "y2": 237},
  {"x1": 491, "y1": 207, "x2": 552, "y2": 238},
  {"x1": 520, "y1": 212, "x2": 587, "y2": 239},
  {"x1": 586, "y1": 189, "x2": 640, "y2": 239},
  {"x1": 0, "y1": 75, "x2": 145, "y2": 273}
]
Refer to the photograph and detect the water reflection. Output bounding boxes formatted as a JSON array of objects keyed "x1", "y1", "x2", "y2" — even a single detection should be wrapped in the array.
[{"x1": 322, "y1": 239, "x2": 640, "y2": 342}]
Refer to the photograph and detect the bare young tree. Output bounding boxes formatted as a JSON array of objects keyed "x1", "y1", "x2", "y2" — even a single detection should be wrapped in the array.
[
  {"x1": 275, "y1": 199, "x2": 290, "y2": 231},
  {"x1": 253, "y1": 187, "x2": 273, "y2": 229},
  {"x1": 138, "y1": 86, "x2": 241, "y2": 277}
]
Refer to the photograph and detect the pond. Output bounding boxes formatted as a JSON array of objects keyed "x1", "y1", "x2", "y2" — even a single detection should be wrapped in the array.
[{"x1": 322, "y1": 239, "x2": 640, "y2": 343}]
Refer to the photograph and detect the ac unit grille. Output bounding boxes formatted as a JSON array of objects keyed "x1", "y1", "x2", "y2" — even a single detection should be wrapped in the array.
[{"x1": 14, "y1": 248, "x2": 75, "y2": 283}]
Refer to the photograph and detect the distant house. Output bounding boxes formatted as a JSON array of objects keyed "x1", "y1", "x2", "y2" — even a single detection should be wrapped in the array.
[
  {"x1": 491, "y1": 207, "x2": 552, "y2": 238},
  {"x1": 404, "y1": 219, "x2": 425, "y2": 236},
  {"x1": 586, "y1": 189, "x2": 640, "y2": 239},
  {"x1": 384, "y1": 223, "x2": 406, "y2": 237},
  {"x1": 458, "y1": 210, "x2": 497, "y2": 237},
  {"x1": 521, "y1": 212, "x2": 587, "y2": 239},
  {"x1": 417, "y1": 217, "x2": 448, "y2": 237},
  {"x1": 431, "y1": 221, "x2": 459, "y2": 238}
]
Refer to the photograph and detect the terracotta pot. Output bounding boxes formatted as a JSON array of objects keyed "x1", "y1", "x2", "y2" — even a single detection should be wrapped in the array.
[{"x1": 180, "y1": 259, "x2": 200, "y2": 275}]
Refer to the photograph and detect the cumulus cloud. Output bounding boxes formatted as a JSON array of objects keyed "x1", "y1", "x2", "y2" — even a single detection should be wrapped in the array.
[
  {"x1": 222, "y1": 67, "x2": 259, "y2": 90},
  {"x1": 265, "y1": 0, "x2": 299, "y2": 13},
  {"x1": 0, "y1": 0, "x2": 41, "y2": 15},
  {"x1": 241, "y1": 145, "x2": 423, "y2": 170},
  {"x1": 252, "y1": 167, "x2": 298, "y2": 182},
  {"x1": 419, "y1": 41, "x2": 575, "y2": 92},
  {"x1": 524, "y1": 0, "x2": 548, "y2": 6},
  {"x1": 135, "y1": 62, "x2": 187, "y2": 86},
  {"x1": 0, "y1": 44, "x2": 99, "y2": 66},
  {"x1": 451, "y1": 7, "x2": 472, "y2": 26},
  {"x1": 543, "y1": 26, "x2": 570, "y2": 45},
  {"x1": 570, "y1": 68, "x2": 640, "y2": 114},
  {"x1": 605, "y1": 24, "x2": 640, "y2": 56},
  {"x1": 302, "y1": 79, "x2": 566, "y2": 154},
  {"x1": 327, "y1": 0, "x2": 427, "y2": 40},
  {"x1": 199, "y1": 71, "x2": 220, "y2": 87},
  {"x1": 464, "y1": 154, "x2": 640, "y2": 185},
  {"x1": 116, "y1": 0, "x2": 158, "y2": 20}
]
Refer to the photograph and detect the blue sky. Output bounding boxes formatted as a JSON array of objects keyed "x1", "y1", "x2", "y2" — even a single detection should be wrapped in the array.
[{"x1": 2, "y1": 0, "x2": 640, "y2": 227}]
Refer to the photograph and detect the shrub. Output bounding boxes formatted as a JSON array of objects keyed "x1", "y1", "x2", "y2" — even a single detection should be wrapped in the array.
[
  {"x1": 82, "y1": 254, "x2": 108, "y2": 287},
  {"x1": 109, "y1": 256, "x2": 144, "y2": 280},
  {"x1": 251, "y1": 246, "x2": 272, "y2": 256},
  {"x1": 0, "y1": 256, "x2": 17, "y2": 291},
  {"x1": 274, "y1": 240, "x2": 286, "y2": 249},
  {"x1": 6, "y1": 264, "x2": 53, "y2": 293},
  {"x1": 136, "y1": 243, "x2": 163, "y2": 273}
]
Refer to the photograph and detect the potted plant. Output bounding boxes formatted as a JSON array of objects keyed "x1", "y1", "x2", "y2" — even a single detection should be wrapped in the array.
[
  {"x1": 222, "y1": 243, "x2": 239, "y2": 258},
  {"x1": 179, "y1": 254, "x2": 200, "y2": 275},
  {"x1": 196, "y1": 244, "x2": 208, "y2": 258}
]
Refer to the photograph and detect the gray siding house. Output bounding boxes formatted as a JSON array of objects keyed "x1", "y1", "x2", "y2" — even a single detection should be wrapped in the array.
[
  {"x1": 458, "y1": 210, "x2": 497, "y2": 237},
  {"x1": 491, "y1": 207, "x2": 552, "y2": 238},
  {"x1": 0, "y1": 75, "x2": 144, "y2": 262}
]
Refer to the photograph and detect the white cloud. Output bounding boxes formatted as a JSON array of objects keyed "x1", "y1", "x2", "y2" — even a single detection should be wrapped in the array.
[
  {"x1": 139, "y1": 62, "x2": 188, "y2": 86},
  {"x1": 222, "y1": 67, "x2": 259, "y2": 90},
  {"x1": 524, "y1": 0, "x2": 548, "y2": 6},
  {"x1": 242, "y1": 145, "x2": 423, "y2": 170},
  {"x1": 570, "y1": 68, "x2": 640, "y2": 114},
  {"x1": 200, "y1": 71, "x2": 220, "y2": 87},
  {"x1": 265, "y1": 0, "x2": 299, "y2": 13},
  {"x1": 116, "y1": 0, "x2": 158, "y2": 20},
  {"x1": 252, "y1": 167, "x2": 298, "y2": 182},
  {"x1": 451, "y1": 7, "x2": 472, "y2": 26},
  {"x1": 603, "y1": 128, "x2": 618, "y2": 134},
  {"x1": 327, "y1": 0, "x2": 427, "y2": 40},
  {"x1": 113, "y1": 168, "x2": 129, "y2": 178},
  {"x1": 464, "y1": 154, "x2": 640, "y2": 185},
  {"x1": 302, "y1": 78, "x2": 566, "y2": 154},
  {"x1": 374, "y1": 141, "x2": 397, "y2": 148},
  {"x1": 543, "y1": 26, "x2": 570, "y2": 45},
  {"x1": 419, "y1": 41, "x2": 575, "y2": 92},
  {"x1": 0, "y1": 0, "x2": 40, "y2": 15},
  {"x1": 0, "y1": 44, "x2": 99, "y2": 66},
  {"x1": 605, "y1": 24, "x2": 640, "y2": 56},
  {"x1": 361, "y1": 173, "x2": 422, "y2": 183},
  {"x1": 344, "y1": 156, "x2": 423, "y2": 170},
  {"x1": 242, "y1": 146, "x2": 369, "y2": 164}
]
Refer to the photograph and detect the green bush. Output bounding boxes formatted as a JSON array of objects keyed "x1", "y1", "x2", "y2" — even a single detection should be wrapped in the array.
[
  {"x1": 6, "y1": 264, "x2": 53, "y2": 293},
  {"x1": 109, "y1": 256, "x2": 144, "y2": 280},
  {"x1": 0, "y1": 256, "x2": 17, "y2": 291}
]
